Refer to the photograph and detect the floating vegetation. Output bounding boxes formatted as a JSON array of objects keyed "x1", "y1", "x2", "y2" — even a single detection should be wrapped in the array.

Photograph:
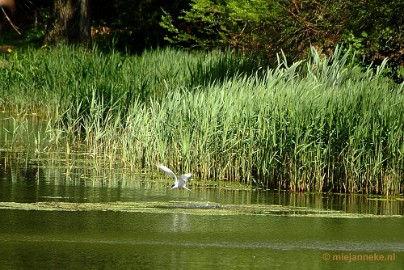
[
  {"x1": 1, "y1": 46, "x2": 403, "y2": 194},
  {"x1": 0, "y1": 201, "x2": 402, "y2": 218}
]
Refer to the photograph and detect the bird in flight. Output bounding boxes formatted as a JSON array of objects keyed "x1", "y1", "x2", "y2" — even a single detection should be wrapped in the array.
[{"x1": 157, "y1": 164, "x2": 192, "y2": 191}]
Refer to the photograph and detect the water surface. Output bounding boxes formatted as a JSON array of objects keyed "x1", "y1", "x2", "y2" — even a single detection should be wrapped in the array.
[{"x1": 0, "y1": 151, "x2": 403, "y2": 270}]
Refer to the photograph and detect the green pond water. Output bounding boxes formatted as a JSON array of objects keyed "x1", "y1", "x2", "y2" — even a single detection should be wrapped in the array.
[
  {"x1": 0, "y1": 150, "x2": 403, "y2": 270},
  {"x1": 0, "y1": 114, "x2": 403, "y2": 269}
]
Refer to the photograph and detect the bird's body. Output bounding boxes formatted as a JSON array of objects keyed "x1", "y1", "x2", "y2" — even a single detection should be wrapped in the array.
[{"x1": 157, "y1": 164, "x2": 192, "y2": 191}]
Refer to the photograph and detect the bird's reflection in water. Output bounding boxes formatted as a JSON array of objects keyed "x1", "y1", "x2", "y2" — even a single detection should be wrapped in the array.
[{"x1": 171, "y1": 213, "x2": 190, "y2": 233}]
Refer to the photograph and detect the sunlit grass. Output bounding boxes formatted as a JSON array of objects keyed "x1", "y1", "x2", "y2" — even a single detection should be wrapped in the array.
[{"x1": 0, "y1": 45, "x2": 403, "y2": 195}]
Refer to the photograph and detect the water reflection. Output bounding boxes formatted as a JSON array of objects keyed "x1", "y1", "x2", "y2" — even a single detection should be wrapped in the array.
[
  {"x1": 171, "y1": 213, "x2": 190, "y2": 233},
  {"x1": 0, "y1": 150, "x2": 403, "y2": 216}
]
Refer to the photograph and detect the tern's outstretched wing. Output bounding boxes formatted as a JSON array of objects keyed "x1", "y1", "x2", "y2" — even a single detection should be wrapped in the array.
[
  {"x1": 157, "y1": 164, "x2": 177, "y2": 179},
  {"x1": 179, "y1": 173, "x2": 192, "y2": 182}
]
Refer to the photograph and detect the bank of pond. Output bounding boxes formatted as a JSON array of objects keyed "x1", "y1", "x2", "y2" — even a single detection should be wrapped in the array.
[{"x1": 0, "y1": 46, "x2": 403, "y2": 195}]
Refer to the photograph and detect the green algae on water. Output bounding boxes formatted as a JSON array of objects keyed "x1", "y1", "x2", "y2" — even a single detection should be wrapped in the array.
[{"x1": 0, "y1": 201, "x2": 402, "y2": 218}]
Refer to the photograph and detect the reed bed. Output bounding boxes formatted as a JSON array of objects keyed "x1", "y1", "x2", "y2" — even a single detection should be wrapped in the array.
[{"x1": 1, "y1": 46, "x2": 403, "y2": 194}]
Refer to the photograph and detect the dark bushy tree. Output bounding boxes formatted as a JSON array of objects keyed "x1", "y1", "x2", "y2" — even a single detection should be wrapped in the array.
[
  {"x1": 161, "y1": 0, "x2": 403, "y2": 81},
  {"x1": 341, "y1": 0, "x2": 403, "y2": 82},
  {"x1": 91, "y1": 0, "x2": 190, "y2": 52},
  {"x1": 44, "y1": 0, "x2": 91, "y2": 47},
  {"x1": 160, "y1": 0, "x2": 345, "y2": 60}
]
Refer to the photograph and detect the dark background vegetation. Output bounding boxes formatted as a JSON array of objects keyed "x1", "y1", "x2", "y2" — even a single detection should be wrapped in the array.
[{"x1": 0, "y1": 0, "x2": 403, "y2": 82}]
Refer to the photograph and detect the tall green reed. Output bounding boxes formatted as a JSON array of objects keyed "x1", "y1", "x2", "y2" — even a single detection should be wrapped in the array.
[{"x1": 1, "y1": 45, "x2": 402, "y2": 194}]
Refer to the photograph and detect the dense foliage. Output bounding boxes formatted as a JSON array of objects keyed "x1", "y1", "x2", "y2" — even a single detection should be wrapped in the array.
[
  {"x1": 160, "y1": 0, "x2": 403, "y2": 81},
  {"x1": 1, "y1": 0, "x2": 402, "y2": 82}
]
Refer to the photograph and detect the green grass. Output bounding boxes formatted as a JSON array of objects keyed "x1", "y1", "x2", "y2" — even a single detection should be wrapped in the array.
[{"x1": 1, "y1": 45, "x2": 403, "y2": 195}]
